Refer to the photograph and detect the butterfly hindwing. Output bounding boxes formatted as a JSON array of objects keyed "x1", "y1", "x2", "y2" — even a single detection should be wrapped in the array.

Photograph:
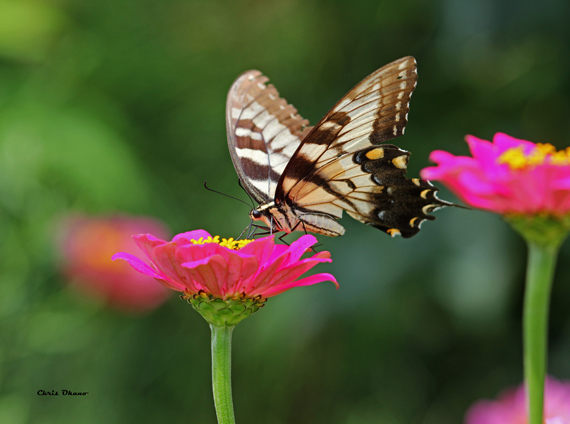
[
  {"x1": 348, "y1": 145, "x2": 445, "y2": 237},
  {"x1": 226, "y1": 70, "x2": 312, "y2": 204}
]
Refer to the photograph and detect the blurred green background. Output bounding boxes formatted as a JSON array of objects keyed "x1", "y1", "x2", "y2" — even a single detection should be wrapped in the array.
[{"x1": 1, "y1": 0, "x2": 570, "y2": 423}]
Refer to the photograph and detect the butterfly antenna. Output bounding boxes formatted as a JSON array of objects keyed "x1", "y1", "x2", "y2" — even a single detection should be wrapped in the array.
[
  {"x1": 203, "y1": 182, "x2": 252, "y2": 209},
  {"x1": 237, "y1": 179, "x2": 255, "y2": 209}
]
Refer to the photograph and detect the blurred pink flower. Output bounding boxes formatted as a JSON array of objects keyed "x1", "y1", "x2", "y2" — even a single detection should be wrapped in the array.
[
  {"x1": 60, "y1": 215, "x2": 171, "y2": 312},
  {"x1": 421, "y1": 133, "x2": 570, "y2": 216},
  {"x1": 465, "y1": 377, "x2": 570, "y2": 424},
  {"x1": 112, "y1": 229, "x2": 338, "y2": 299}
]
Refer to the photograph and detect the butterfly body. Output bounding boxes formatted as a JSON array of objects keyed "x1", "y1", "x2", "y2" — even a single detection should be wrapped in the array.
[
  {"x1": 250, "y1": 200, "x2": 346, "y2": 237},
  {"x1": 227, "y1": 56, "x2": 452, "y2": 238}
]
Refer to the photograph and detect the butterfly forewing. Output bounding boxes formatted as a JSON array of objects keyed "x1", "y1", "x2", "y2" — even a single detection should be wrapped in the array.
[
  {"x1": 273, "y1": 56, "x2": 450, "y2": 238},
  {"x1": 226, "y1": 70, "x2": 313, "y2": 204},
  {"x1": 277, "y1": 56, "x2": 418, "y2": 199}
]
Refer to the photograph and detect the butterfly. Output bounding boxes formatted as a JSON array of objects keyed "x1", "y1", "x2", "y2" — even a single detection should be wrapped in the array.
[{"x1": 226, "y1": 56, "x2": 451, "y2": 238}]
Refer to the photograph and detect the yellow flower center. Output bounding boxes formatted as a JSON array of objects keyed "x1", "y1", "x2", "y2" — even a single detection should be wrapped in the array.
[
  {"x1": 498, "y1": 143, "x2": 570, "y2": 169},
  {"x1": 190, "y1": 235, "x2": 254, "y2": 250}
]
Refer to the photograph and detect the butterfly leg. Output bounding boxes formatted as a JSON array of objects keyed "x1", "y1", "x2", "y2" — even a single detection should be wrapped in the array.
[
  {"x1": 291, "y1": 221, "x2": 321, "y2": 252},
  {"x1": 277, "y1": 232, "x2": 291, "y2": 246},
  {"x1": 238, "y1": 222, "x2": 254, "y2": 240},
  {"x1": 250, "y1": 224, "x2": 272, "y2": 238}
]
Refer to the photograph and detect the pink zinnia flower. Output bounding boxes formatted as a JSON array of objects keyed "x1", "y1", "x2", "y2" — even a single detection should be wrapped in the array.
[
  {"x1": 465, "y1": 377, "x2": 570, "y2": 424},
  {"x1": 112, "y1": 229, "x2": 337, "y2": 301},
  {"x1": 421, "y1": 133, "x2": 570, "y2": 216},
  {"x1": 59, "y1": 215, "x2": 171, "y2": 312}
]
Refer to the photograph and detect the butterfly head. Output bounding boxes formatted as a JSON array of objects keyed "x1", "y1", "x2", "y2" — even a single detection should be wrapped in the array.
[
  {"x1": 249, "y1": 202, "x2": 293, "y2": 233},
  {"x1": 249, "y1": 209, "x2": 264, "y2": 221},
  {"x1": 249, "y1": 204, "x2": 276, "y2": 230}
]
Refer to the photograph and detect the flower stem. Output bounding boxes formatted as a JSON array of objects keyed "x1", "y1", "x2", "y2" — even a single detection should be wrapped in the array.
[
  {"x1": 523, "y1": 241, "x2": 558, "y2": 424},
  {"x1": 210, "y1": 324, "x2": 236, "y2": 424}
]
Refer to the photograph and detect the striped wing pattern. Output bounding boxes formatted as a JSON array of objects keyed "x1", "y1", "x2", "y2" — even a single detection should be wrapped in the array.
[
  {"x1": 226, "y1": 57, "x2": 452, "y2": 238},
  {"x1": 278, "y1": 56, "x2": 417, "y2": 197},
  {"x1": 226, "y1": 70, "x2": 313, "y2": 204},
  {"x1": 275, "y1": 56, "x2": 449, "y2": 238}
]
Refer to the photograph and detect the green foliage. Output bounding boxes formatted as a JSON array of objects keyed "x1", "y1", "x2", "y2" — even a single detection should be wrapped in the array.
[{"x1": 1, "y1": 0, "x2": 570, "y2": 423}]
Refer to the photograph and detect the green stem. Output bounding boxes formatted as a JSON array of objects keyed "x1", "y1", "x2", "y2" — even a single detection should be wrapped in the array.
[
  {"x1": 523, "y1": 242, "x2": 558, "y2": 424},
  {"x1": 210, "y1": 324, "x2": 236, "y2": 424}
]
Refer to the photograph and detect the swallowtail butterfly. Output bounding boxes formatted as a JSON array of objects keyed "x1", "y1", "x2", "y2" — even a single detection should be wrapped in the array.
[{"x1": 227, "y1": 56, "x2": 451, "y2": 238}]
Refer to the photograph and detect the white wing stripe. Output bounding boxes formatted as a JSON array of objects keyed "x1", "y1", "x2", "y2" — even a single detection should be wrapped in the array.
[
  {"x1": 345, "y1": 98, "x2": 380, "y2": 119},
  {"x1": 250, "y1": 179, "x2": 277, "y2": 196},
  {"x1": 253, "y1": 110, "x2": 277, "y2": 128},
  {"x1": 271, "y1": 130, "x2": 302, "y2": 150},
  {"x1": 235, "y1": 127, "x2": 263, "y2": 140},
  {"x1": 273, "y1": 162, "x2": 288, "y2": 176},
  {"x1": 236, "y1": 146, "x2": 292, "y2": 173},
  {"x1": 262, "y1": 118, "x2": 288, "y2": 141},
  {"x1": 231, "y1": 102, "x2": 264, "y2": 120},
  {"x1": 281, "y1": 141, "x2": 300, "y2": 157},
  {"x1": 296, "y1": 143, "x2": 327, "y2": 160},
  {"x1": 235, "y1": 148, "x2": 270, "y2": 166},
  {"x1": 337, "y1": 126, "x2": 373, "y2": 143}
]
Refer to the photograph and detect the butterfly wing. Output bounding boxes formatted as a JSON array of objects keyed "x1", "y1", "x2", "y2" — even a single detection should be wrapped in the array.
[
  {"x1": 226, "y1": 70, "x2": 313, "y2": 204},
  {"x1": 276, "y1": 56, "x2": 449, "y2": 238}
]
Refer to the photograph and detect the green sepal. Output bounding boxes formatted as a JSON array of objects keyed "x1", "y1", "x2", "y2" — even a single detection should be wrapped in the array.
[
  {"x1": 184, "y1": 292, "x2": 266, "y2": 326},
  {"x1": 505, "y1": 214, "x2": 570, "y2": 250}
]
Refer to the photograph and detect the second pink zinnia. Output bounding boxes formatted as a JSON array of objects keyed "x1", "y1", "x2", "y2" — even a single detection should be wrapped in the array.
[
  {"x1": 421, "y1": 132, "x2": 570, "y2": 217},
  {"x1": 465, "y1": 378, "x2": 570, "y2": 424}
]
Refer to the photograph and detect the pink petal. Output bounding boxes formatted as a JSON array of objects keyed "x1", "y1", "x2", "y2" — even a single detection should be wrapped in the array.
[
  {"x1": 243, "y1": 251, "x2": 289, "y2": 295},
  {"x1": 148, "y1": 242, "x2": 201, "y2": 292},
  {"x1": 457, "y1": 170, "x2": 500, "y2": 196},
  {"x1": 553, "y1": 175, "x2": 570, "y2": 189},
  {"x1": 176, "y1": 242, "x2": 226, "y2": 265},
  {"x1": 238, "y1": 236, "x2": 276, "y2": 266},
  {"x1": 269, "y1": 243, "x2": 289, "y2": 258},
  {"x1": 111, "y1": 252, "x2": 163, "y2": 279},
  {"x1": 262, "y1": 272, "x2": 338, "y2": 297},
  {"x1": 182, "y1": 251, "x2": 259, "y2": 297},
  {"x1": 280, "y1": 234, "x2": 319, "y2": 266},
  {"x1": 466, "y1": 135, "x2": 496, "y2": 161},
  {"x1": 266, "y1": 255, "x2": 334, "y2": 290},
  {"x1": 133, "y1": 234, "x2": 168, "y2": 261},
  {"x1": 181, "y1": 254, "x2": 228, "y2": 297},
  {"x1": 221, "y1": 253, "x2": 259, "y2": 295},
  {"x1": 111, "y1": 252, "x2": 186, "y2": 291},
  {"x1": 493, "y1": 132, "x2": 536, "y2": 153},
  {"x1": 428, "y1": 149, "x2": 460, "y2": 165},
  {"x1": 172, "y1": 230, "x2": 212, "y2": 245}
]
